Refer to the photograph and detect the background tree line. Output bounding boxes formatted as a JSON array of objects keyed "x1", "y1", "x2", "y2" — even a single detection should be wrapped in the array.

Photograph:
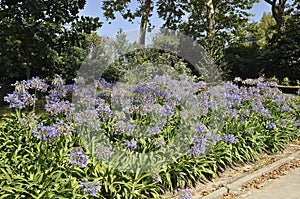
[{"x1": 0, "y1": 0, "x2": 299, "y2": 85}]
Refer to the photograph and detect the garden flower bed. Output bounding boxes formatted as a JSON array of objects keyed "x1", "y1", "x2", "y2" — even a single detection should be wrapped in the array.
[{"x1": 0, "y1": 75, "x2": 299, "y2": 198}]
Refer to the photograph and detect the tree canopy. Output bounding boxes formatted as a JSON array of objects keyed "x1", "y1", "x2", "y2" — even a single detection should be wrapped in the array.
[
  {"x1": 0, "y1": 0, "x2": 101, "y2": 84},
  {"x1": 0, "y1": 0, "x2": 299, "y2": 85}
]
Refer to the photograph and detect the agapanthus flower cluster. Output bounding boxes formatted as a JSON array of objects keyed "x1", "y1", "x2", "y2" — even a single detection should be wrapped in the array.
[
  {"x1": 99, "y1": 78, "x2": 113, "y2": 89},
  {"x1": 191, "y1": 122, "x2": 206, "y2": 134},
  {"x1": 113, "y1": 120, "x2": 136, "y2": 135},
  {"x1": 53, "y1": 119, "x2": 75, "y2": 136},
  {"x1": 189, "y1": 135, "x2": 207, "y2": 157},
  {"x1": 251, "y1": 101, "x2": 271, "y2": 119},
  {"x1": 68, "y1": 147, "x2": 88, "y2": 167},
  {"x1": 45, "y1": 97, "x2": 74, "y2": 116},
  {"x1": 266, "y1": 121, "x2": 276, "y2": 130},
  {"x1": 223, "y1": 83, "x2": 243, "y2": 108},
  {"x1": 215, "y1": 134, "x2": 221, "y2": 142},
  {"x1": 4, "y1": 87, "x2": 37, "y2": 109},
  {"x1": 188, "y1": 122, "x2": 222, "y2": 157},
  {"x1": 242, "y1": 77, "x2": 265, "y2": 86},
  {"x1": 72, "y1": 81, "x2": 113, "y2": 133},
  {"x1": 72, "y1": 109, "x2": 102, "y2": 130},
  {"x1": 27, "y1": 76, "x2": 48, "y2": 92},
  {"x1": 122, "y1": 139, "x2": 137, "y2": 151},
  {"x1": 50, "y1": 75, "x2": 68, "y2": 98},
  {"x1": 281, "y1": 104, "x2": 291, "y2": 112},
  {"x1": 224, "y1": 134, "x2": 237, "y2": 144},
  {"x1": 295, "y1": 120, "x2": 300, "y2": 128},
  {"x1": 228, "y1": 108, "x2": 238, "y2": 118},
  {"x1": 280, "y1": 119, "x2": 287, "y2": 127},
  {"x1": 96, "y1": 104, "x2": 113, "y2": 119},
  {"x1": 146, "y1": 126, "x2": 161, "y2": 136},
  {"x1": 32, "y1": 123, "x2": 60, "y2": 143},
  {"x1": 178, "y1": 188, "x2": 191, "y2": 199},
  {"x1": 3, "y1": 76, "x2": 74, "y2": 111},
  {"x1": 32, "y1": 120, "x2": 74, "y2": 143},
  {"x1": 79, "y1": 178, "x2": 101, "y2": 196}
]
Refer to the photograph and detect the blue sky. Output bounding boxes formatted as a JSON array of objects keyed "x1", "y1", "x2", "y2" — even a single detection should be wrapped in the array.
[{"x1": 79, "y1": 0, "x2": 272, "y2": 37}]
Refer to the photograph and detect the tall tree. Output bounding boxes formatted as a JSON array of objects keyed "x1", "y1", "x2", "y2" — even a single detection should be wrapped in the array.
[
  {"x1": 102, "y1": 0, "x2": 258, "y2": 80},
  {"x1": 224, "y1": 13, "x2": 276, "y2": 80},
  {"x1": 102, "y1": 0, "x2": 154, "y2": 47},
  {"x1": 157, "y1": 0, "x2": 257, "y2": 42},
  {"x1": 261, "y1": 0, "x2": 300, "y2": 84},
  {"x1": 0, "y1": 0, "x2": 101, "y2": 83},
  {"x1": 264, "y1": 0, "x2": 288, "y2": 32},
  {"x1": 231, "y1": 12, "x2": 276, "y2": 47},
  {"x1": 205, "y1": 0, "x2": 216, "y2": 37}
]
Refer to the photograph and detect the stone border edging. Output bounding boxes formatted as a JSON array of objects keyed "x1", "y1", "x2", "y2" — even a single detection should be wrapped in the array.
[{"x1": 193, "y1": 151, "x2": 300, "y2": 199}]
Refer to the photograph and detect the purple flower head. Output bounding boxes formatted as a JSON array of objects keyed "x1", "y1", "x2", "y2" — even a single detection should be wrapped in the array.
[
  {"x1": 11, "y1": 80, "x2": 30, "y2": 93},
  {"x1": 49, "y1": 76, "x2": 68, "y2": 98},
  {"x1": 189, "y1": 136, "x2": 206, "y2": 157},
  {"x1": 122, "y1": 139, "x2": 137, "y2": 151},
  {"x1": 224, "y1": 134, "x2": 237, "y2": 144},
  {"x1": 215, "y1": 134, "x2": 221, "y2": 143},
  {"x1": 53, "y1": 120, "x2": 75, "y2": 136},
  {"x1": 115, "y1": 121, "x2": 136, "y2": 134},
  {"x1": 125, "y1": 122, "x2": 136, "y2": 133},
  {"x1": 281, "y1": 104, "x2": 291, "y2": 112},
  {"x1": 4, "y1": 92, "x2": 25, "y2": 109},
  {"x1": 266, "y1": 121, "x2": 276, "y2": 130},
  {"x1": 280, "y1": 119, "x2": 287, "y2": 127},
  {"x1": 295, "y1": 120, "x2": 300, "y2": 128},
  {"x1": 32, "y1": 123, "x2": 60, "y2": 143},
  {"x1": 68, "y1": 147, "x2": 88, "y2": 168},
  {"x1": 178, "y1": 188, "x2": 191, "y2": 199},
  {"x1": 252, "y1": 102, "x2": 271, "y2": 119},
  {"x1": 165, "y1": 104, "x2": 174, "y2": 117},
  {"x1": 191, "y1": 122, "x2": 206, "y2": 134},
  {"x1": 45, "y1": 98, "x2": 74, "y2": 116},
  {"x1": 4, "y1": 90, "x2": 37, "y2": 109},
  {"x1": 79, "y1": 178, "x2": 101, "y2": 196},
  {"x1": 51, "y1": 75, "x2": 65, "y2": 88},
  {"x1": 147, "y1": 126, "x2": 160, "y2": 136},
  {"x1": 206, "y1": 131, "x2": 212, "y2": 138},
  {"x1": 67, "y1": 84, "x2": 74, "y2": 92},
  {"x1": 99, "y1": 78, "x2": 112, "y2": 89},
  {"x1": 27, "y1": 77, "x2": 48, "y2": 92},
  {"x1": 96, "y1": 105, "x2": 112, "y2": 119},
  {"x1": 228, "y1": 108, "x2": 238, "y2": 118},
  {"x1": 243, "y1": 109, "x2": 250, "y2": 117},
  {"x1": 72, "y1": 109, "x2": 102, "y2": 130}
]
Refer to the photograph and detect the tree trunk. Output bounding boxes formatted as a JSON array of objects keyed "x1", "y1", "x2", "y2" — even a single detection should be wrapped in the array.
[
  {"x1": 139, "y1": 0, "x2": 152, "y2": 47},
  {"x1": 205, "y1": 0, "x2": 216, "y2": 37},
  {"x1": 264, "y1": 0, "x2": 287, "y2": 32}
]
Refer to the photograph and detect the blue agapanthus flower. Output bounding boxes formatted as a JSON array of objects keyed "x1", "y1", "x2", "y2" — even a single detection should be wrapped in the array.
[
  {"x1": 68, "y1": 147, "x2": 88, "y2": 168},
  {"x1": 79, "y1": 178, "x2": 101, "y2": 196},
  {"x1": 224, "y1": 134, "x2": 237, "y2": 144}
]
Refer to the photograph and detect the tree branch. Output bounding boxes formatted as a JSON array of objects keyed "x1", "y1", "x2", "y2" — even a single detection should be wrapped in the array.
[{"x1": 264, "y1": 0, "x2": 275, "y2": 6}]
